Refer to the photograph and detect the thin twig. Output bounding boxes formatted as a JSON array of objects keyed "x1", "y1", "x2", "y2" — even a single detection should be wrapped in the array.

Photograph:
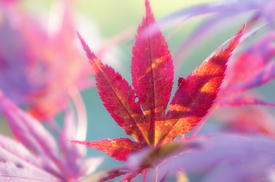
[
  {"x1": 68, "y1": 86, "x2": 87, "y2": 141},
  {"x1": 143, "y1": 170, "x2": 148, "y2": 182},
  {"x1": 160, "y1": 170, "x2": 170, "y2": 182},
  {"x1": 154, "y1": 166, "x2": 158, "y2": 182}
]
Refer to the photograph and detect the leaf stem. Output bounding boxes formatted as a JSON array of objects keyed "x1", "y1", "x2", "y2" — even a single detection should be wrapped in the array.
[
  {"x1": 154, "y1": 166, "x2": 158, "y2": 182},
  {"x1": 143, "y1": 170, "x2": 148, "y2": 182},
  {"x1": 68, "y1": 86, "x2": 87, "y2": 141},
  {"x1": 160, "y1": 170, "x2": 170, "y2": 182}
]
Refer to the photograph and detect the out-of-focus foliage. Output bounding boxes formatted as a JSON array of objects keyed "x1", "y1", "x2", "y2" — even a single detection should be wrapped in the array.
[
  {"x1": 0, "y1": 0, "x2": 93, "y2": 120},
  {"x1": 0, "y1": 0, "x2": 275, "y2": 181},
  {"x1": 0, "y1": 91, "x2": 103, "y2": 181}
]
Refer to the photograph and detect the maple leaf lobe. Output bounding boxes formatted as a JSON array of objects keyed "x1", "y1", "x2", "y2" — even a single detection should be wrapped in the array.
[
  {"x1": 73, "y1": 138, "x2": 141, "y2": 161},
  {"x1": 77, "y1": 32, "x2": 96, "y2": 60},
  {"x1": 131, "y1": 0, "x2": 174, "y2": 146},
  {"x1": 160, "y1": 25, "x2": 245, "y2": 144},
  {"x1": 78, "y1": 33, "x2": 148, "y2": 145}
]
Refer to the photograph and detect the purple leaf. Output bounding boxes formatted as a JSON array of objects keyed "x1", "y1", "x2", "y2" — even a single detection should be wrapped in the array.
[
  {"x1": 216, "y1": 32, "x2": 275, "y2": 107},
  {"x1": 156, "y1": 134, "x2": 275, "y2": 182},
  {"x1": 0, "y1": 135, "x2": 64, "y2": 181},
  {"x1": 0, "y1": 91, "x2": 102, "y2": 180},
  {"x1": 58, "y1": 108, "x2": 86, "y2": 179},
  {"x1": 173, "y1": 17, "x2": 273, "y2": 71},
  {"x1": 240, "y1": 61, "x2": 275, "y2": 91},
  {"x1": 157, "y1": 0, "x2": 275, "y2": 72},
  {"x1": 0, "y1": 92, "x2": 60, "y2": 162},
  {"x1": 0, "y1": 9, "x2": 44, "y2": 114},
  {"x1": 173, "y1": 14, "x2": 235, "y2": 70},
  {"x1": 225, "y1": 32, "x2": 275, "y2": 91},
  {"x1": 160, "y1": 0, "x2": 275, "y2": 28}
]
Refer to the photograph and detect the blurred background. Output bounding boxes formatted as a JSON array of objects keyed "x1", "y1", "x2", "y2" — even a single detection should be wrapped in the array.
[{"x1": 0, "y1": 0, "x2": 275, "y2": 181}]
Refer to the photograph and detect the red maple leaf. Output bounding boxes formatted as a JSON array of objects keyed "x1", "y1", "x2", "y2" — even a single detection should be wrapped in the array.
[{"x1": 75, "y1": 0, "x2": 244, "y2": 180}]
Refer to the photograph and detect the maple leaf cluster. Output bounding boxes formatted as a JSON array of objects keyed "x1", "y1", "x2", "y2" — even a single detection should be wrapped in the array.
[{"x1": 75, "y1": 0, "x2": 246, "y2": 180}]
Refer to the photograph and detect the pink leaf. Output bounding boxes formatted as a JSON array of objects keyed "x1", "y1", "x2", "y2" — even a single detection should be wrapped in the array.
[
  {"x1": 218, "y1": 95, "x2": 275, "y2": 107},
  {"x1": 0, "y1": 92, "x2": 60, "y2": 161}
]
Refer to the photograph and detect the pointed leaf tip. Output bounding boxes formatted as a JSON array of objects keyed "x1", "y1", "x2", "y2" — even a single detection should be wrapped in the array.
[
  {"x1": 89, "y1": 49, "x2": 147, "y2": 144},
  {"x1": 73, "y1": 138, "x2": 141, "y2": 161},
  {"x1": 77, "y1": 32, "x2": 96, "y2": 60},
  {"x1": 228, "y1": 24, "x2": 245, "y2": 51},
  {"x1": 145, "y1": 0, "x2": 151, "y2": 14},
  {"x1": 178, "y1": 76, "x2": 185, "y2": 87}
]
